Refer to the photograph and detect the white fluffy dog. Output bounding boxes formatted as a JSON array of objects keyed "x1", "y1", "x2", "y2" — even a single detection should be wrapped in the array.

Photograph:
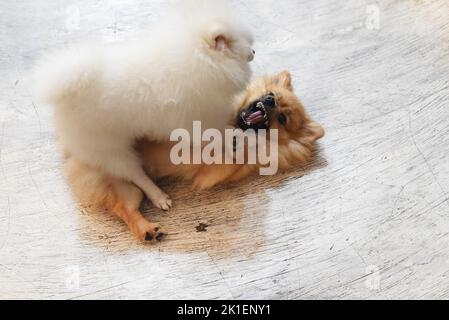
[{"x1": 34, "y1": 0, "x2": 254, "y2": 210}]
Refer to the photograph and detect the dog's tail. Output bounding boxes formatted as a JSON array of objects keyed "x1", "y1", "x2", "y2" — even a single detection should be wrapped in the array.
[{"x1": 33, "y1": 45, "x2": 101, "y2": 105}]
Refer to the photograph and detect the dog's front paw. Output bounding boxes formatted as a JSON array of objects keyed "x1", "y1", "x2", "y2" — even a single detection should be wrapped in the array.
[{"x1": 149, "y1": 191, "x2": 172, "y2": 211}]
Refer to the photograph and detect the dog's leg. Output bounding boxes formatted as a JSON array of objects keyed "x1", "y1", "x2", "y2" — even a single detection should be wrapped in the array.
[
  {"x1": 101, "y1": 148, "x2": 172, "y2": 211},
  {"x1": 130, "y1": 168, "x2": 172, "y2": 211},
  {"x1": 110, "y1": 179, "x2": 165, "y2": 242},
  {"x1": 66, "y1": 155, "x2": 165, "y2": 241},
  {"x1": 226, "y1": 165, "x2": 257, "y2": 182},
  {"x1": 193, "y1": 164, "x2": 243, "y2": 190}
]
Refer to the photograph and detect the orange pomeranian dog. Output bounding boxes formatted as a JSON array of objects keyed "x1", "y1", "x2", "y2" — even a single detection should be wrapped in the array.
[{"x1": 65, "y1": 71, "x2": 324, "y2": 242}]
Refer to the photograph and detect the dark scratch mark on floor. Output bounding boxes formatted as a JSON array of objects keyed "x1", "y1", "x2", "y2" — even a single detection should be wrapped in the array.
[{"x1": 206, "y1": 251, "x2": 236, "y2": 299}]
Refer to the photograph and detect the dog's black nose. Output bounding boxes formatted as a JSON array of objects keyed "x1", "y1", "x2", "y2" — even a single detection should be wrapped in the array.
[{"x1": 263, "y1": 92, "x2": 275, "y2": 107}]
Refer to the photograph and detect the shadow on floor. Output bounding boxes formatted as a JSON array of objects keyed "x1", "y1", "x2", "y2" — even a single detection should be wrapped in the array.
[{"x1": 77, "y1": 150, "x2": 328, "y2": 259}]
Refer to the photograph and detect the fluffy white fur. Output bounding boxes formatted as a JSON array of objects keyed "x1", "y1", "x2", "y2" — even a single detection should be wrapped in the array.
[{"x1": 34, "y1": 0, "x2": 254, "y2": 210}]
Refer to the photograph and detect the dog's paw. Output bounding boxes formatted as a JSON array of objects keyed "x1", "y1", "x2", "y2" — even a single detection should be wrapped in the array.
[
  {"x1": 149, "y1": 191, "x2": 172, "y2": 211},
  {"x1": 136, "y1": 221, "x2": 166, "y2": 243}
]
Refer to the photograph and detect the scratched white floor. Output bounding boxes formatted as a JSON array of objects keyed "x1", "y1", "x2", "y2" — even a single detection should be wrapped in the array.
[{"x1": 1, "y1": 0, "x2": 449, "y2": 300}]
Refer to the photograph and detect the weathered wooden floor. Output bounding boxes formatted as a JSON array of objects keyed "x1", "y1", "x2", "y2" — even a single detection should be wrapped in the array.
[{"x1": 1, "y1": 0, "x2": 449, "y2": 299}]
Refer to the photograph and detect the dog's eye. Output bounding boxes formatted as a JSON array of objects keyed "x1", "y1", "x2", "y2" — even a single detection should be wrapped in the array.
[{"x1": 278, "y1": 113, "x2": 287, "y2": 125}]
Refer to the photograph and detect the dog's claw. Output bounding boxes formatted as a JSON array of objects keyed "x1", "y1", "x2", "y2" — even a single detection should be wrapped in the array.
[
  {"x1": 150, "y1": 192, "x2": 172, "y2": 211},
  {"x1": 159, "y1": 198, "x2": 172, "y2": 211}
]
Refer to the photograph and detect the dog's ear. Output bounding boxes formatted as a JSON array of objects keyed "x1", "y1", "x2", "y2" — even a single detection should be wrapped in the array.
[
  {"x1": 273, "y1": 71, "x2": 293, "y2": 91},
  {"x1": 303, "y1": 121, "x2": 325, "y2": 143},
  {"x1": 207, "y1": 24, "x2": 231, "y2": 51},
  {"x1": 214, "y1": 35, "x2": 228, "y2": 51}
]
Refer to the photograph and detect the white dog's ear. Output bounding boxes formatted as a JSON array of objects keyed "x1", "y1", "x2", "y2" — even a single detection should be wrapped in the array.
[
  {"x1": 207, "y1": 24, "x2": 231, "y2": 51},
  {"x1": 214, "y1": 35, "x2": 228, "y2": 51}
]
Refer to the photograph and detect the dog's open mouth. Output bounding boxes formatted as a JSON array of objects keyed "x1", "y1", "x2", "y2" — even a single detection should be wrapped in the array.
[
  {"x1": 241, "y1": 101, "x2": 269, "y2": 126},
  {"x1": 236, "y1": 93, "x2": 276, "y2": 130}
]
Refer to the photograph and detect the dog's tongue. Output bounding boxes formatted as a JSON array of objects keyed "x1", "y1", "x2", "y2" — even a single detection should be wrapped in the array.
[{"x1": 246, "y1": 110, "x2": 264, "y2": 125}]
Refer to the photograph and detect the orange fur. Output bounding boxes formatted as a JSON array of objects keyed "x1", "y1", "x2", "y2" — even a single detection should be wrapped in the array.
[{"x1": 65, "y1": 71, "x2": 324, "y2": 242}]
